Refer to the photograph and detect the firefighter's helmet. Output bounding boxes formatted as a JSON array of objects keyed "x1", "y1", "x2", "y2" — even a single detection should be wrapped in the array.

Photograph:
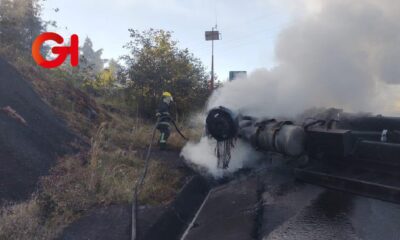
[{"x1": 162, "y1": 92, "x2": 172, "y2": 98}]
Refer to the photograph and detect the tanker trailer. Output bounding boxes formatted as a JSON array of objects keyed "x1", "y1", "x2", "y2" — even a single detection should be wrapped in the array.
[{"x1": 205, "y1": 106, "x2": 400, "y2": 204}]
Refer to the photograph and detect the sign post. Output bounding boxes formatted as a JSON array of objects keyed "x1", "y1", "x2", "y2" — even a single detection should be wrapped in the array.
[{"x1": 229, "y1": 71, "x2": 247, "y2": 81}]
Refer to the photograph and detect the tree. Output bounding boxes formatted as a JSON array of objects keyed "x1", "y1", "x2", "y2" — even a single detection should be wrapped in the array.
[
  {"x1": 0, "y1": 0, "x2": 52, "y2": 58},
  {"x1": 90, "y1": 60, "x2": 123, "y2": 90},
  {"x1": 108, "y1": 58, "x2": 126, "y2": 85},
  {"x1": 123, "y1": 29, "x2": 210, "y2": 118},
  {"x1": 94, "y1": 68, "x2": 115, "y2": 89},
  {"x1": 70, "y1": 37, "x2": 109, "y2": 91},
  {"x1": 80, "y1": 37, "x2": 106, "y2": 77}
]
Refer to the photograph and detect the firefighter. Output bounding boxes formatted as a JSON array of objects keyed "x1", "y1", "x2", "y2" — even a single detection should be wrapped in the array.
[{"x1": 156, "y1": 92, "x2": 174, "y2": 150}]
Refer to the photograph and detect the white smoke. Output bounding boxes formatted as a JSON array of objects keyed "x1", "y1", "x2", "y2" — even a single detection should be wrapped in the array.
[
  {"x1": 182, "y1": 0, "x2": 400, "y2": 177},
  {"x1": 210, "y1": 0, "x2": 400, "y2": 117},
  {"x1": 181, "y1": 138, "x2": 263, "y2": 178}
]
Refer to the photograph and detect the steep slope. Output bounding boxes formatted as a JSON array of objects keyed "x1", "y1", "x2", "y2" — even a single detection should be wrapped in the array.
[{"x1": 0, "y1": 58, "x2": 76, "y2": 201}]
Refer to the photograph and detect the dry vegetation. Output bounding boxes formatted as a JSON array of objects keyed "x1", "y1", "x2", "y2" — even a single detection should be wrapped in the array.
[
  {"x1": 0, "y1": 114, "x2": 187, "y2": 239},
  {"x1": 0, "y1": 199, "x2": 53, "y2": 240},
  {"x1": 0, "y1": 59, "x2": 204, "y2": 239}
]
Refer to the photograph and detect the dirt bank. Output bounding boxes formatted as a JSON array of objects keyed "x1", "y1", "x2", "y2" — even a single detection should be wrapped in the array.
[{"x1": 0, "y1": 58, "x2": 77, "y2": 202}]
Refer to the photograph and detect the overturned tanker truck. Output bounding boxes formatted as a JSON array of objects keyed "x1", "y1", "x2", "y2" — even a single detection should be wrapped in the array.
[{"x1": 206, "y1": 106, "x2": 400, "y2": 204}]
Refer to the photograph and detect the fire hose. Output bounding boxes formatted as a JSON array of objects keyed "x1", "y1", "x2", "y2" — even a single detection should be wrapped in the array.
[
  {"x1": 171, "y1": 119, "x2": 189, "y2": 141},
  {"x1": 131, "y1": 119, "x2": 188, "y2": 240}
]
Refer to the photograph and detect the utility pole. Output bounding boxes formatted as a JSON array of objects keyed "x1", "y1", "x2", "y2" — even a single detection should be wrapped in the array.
[
  {"x1": 211, "y1": 26, "x2": 214, "y2": 92},
  {"x1": 205, "y1": 25, "x2": 220, "y2": 92}
]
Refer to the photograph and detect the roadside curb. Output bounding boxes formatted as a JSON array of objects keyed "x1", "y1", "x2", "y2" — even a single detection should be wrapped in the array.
[{"x1": 142, "y1": 175, "x2": 210, "y2": 240}]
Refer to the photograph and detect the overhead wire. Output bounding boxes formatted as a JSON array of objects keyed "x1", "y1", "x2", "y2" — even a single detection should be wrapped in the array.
[
  {"x1": 214, "y1": 24, "x2": 289, "y2": 53},
  {"x1": 189, "y1": 21, "x2": 290, "y2": 59},
  {"x1": 181, "y1": 10, "x2": 286, "y2": 50}
]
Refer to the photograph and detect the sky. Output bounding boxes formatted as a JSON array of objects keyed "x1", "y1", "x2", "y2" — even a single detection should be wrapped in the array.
[
  {"x1": 41, "y1": 0, "x2": 400, "y2": 115},
  {"x1": 41, "y1": 0, "x2": 298, "y2": 81}
]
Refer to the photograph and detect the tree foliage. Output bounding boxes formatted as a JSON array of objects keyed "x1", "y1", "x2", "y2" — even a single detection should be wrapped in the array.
[
  {"x1": 80, "y1": 37, "x2": 106, "y2": 77},
  {"x1": 0, "y1": 1, "x2": 211, "y2": 119},
  {"x1": 123, "y1": 29, "x2": 210, "y2": 118},
  {"x1": 86, "y1": 62, "x2": 122, "y2": 93},
  {"x1": 0, "y1": 0, "x2": 51, "y2": 58}
]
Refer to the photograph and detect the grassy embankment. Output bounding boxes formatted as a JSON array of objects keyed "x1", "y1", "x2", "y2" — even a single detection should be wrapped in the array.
[{"x1": 0, "y1": 57, "x2": 202, "y2": 239}]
